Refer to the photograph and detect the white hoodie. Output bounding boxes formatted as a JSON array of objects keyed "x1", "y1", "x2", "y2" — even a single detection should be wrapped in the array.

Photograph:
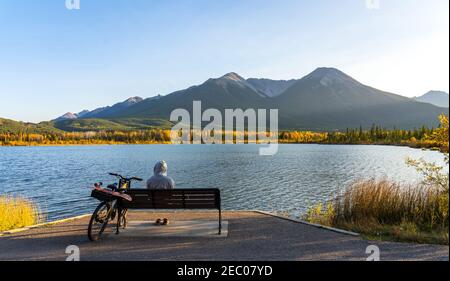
[{"x1": 146, "y1": 161, "x2": 175, "y2": 190}]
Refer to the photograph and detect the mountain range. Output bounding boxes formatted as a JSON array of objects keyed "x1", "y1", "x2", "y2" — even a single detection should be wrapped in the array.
[
  {"x1": 56, "y1": 97, "x2": 144, "y2": 121},
  {"x1": 414, "y1": 91, "x2": 449, "y2": 108},
  {"x1": 52, "y1": 67, "x2": 448, "y2": 131}
]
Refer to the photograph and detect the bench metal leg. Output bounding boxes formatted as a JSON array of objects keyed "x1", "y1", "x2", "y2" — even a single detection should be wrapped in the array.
[
  {"x1": 116, "y1": 208, "x2": 122, "y2": 235},
  {"x1": 218, "y1": 208, "x2": 222, "y2": 235}
]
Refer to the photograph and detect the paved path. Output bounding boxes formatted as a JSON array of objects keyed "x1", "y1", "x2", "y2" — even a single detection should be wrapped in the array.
[{"x1": 0, "y1": 211, "x2": 448, "y2": 261}]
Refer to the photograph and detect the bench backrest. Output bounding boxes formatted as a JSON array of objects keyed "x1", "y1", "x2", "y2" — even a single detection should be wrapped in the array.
[{"x1": 120, "y1": 188, "x2": 221, "y2": 210}]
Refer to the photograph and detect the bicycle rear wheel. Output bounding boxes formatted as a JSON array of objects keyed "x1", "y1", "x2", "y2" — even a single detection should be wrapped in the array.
[{"x1": 88, "y1": 202, "x2": 110, "y2": 241}]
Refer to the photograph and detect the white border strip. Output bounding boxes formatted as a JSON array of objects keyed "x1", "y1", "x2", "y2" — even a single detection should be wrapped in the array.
[
  {"x1": 254, "y1": 210, "x2": 360, "y2": 237},
  {"x1": 0, "y1": 214, "x2": 90, "y2": 237},
  {"x1": 0, "y1": 210, "x2": 360, "y2": 237}
]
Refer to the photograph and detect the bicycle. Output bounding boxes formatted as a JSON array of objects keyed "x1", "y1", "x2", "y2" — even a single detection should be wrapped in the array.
[{"x1": 88, "y1": 173, "x2": 143, "y2": 241}]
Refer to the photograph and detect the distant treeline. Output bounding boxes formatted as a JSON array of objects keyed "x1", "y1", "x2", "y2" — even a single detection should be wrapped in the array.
[
  {"x1": 280, "y1": 125, "x2": 445, "y2": 151},
  {"x1": 326, "y1": 125, "x2": 439, "y2": 147},
  {"x1": 0, "y1": 130, "x2": 172, "y2": 146},
  {"x1": 1, "y1": 122, "x2": 447, "y2": 152}
]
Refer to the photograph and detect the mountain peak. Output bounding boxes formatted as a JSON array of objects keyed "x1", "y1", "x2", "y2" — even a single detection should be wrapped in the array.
[
  {"x1": 55, "y1": 112, "x2": 78, "y2": 121},
  {"x1": 210, "y1": 72, "x2": 247, "y2": 86},
  {"x1": 308, "y1": 67, "x2": 349, "y2": 78},
  {"x1": 124, "y1": 96, "x2": 143, "y2": 104},
  {"x1": 304, "y1": 67, "x2": 358, "y2": 86},
  {"x1": 220, "y1": 72, "x2": 246, "y2": 81}
]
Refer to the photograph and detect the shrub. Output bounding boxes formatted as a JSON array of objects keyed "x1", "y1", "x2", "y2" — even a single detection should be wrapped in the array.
[{"x1": 0, "y1": 195, "x2": 43, "y2": 232}]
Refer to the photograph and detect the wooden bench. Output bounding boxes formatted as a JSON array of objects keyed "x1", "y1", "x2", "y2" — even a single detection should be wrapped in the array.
[{"x1": 119, "y1": 188, "x2": 222, "y2": 235}]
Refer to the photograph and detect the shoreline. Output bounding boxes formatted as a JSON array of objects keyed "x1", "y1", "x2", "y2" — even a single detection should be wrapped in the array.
[
  {"x1": 0, "y1": 214, "x2": 91, "y2": 237},
  {"x1": 0, "y1": 141, "x2": 439, "y2": 151}
]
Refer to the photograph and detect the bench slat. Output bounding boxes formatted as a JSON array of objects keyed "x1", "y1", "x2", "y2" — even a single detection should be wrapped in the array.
[{"x1": 120, "y1": 188, "x2": 221, "y2": 210}]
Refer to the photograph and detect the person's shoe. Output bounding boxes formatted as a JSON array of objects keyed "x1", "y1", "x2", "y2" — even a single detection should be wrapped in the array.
[
  {"x1": 162, "y1": 218, "x2": 170, "y2": 225},
  {"x1": 155, "y1": 218, "x2": 163, "y2": 225}
]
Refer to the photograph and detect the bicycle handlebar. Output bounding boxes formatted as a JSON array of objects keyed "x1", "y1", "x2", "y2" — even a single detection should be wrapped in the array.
[
  {"x1": 109, "y1": 173, "x2": 143, "y2": 182},
  {"x1": 130, "y1": 177, "x2": 143, "y2": 181}
]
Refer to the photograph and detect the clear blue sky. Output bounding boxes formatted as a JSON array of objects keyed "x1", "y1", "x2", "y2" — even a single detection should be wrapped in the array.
[{"x1": 0, "y1": 0, "x2": 448, "y2": 122}]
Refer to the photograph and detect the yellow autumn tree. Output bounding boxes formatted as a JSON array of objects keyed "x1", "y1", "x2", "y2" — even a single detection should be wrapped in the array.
[{"x1": 406, "y1": 114, "x2": 449, "y2": 192}]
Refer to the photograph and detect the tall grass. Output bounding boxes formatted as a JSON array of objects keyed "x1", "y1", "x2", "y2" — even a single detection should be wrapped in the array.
[
  {"x1": 305, "y1": 179, "x2": 449, "y2": 244},
  {"x1": 0, "y1": 195, "x2": 43, "y2": 232},
  {"x1": 335, "y1": 179, "x2": 448, "y2": 228}
]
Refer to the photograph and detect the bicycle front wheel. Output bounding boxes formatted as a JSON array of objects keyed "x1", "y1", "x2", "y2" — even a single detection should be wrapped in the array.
[{"x1": 88, "y1": 202, "x2": 110, "y2": 241}]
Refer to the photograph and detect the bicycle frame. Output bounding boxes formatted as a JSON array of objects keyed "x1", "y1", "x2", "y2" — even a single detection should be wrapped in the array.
[{"x1": 104, "y1": 198, "x2": 123, "y2": 235}]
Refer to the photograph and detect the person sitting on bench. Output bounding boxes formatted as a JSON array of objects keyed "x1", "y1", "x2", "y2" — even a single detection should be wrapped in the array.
[{"x1": 146, "y1": 160, "x2": 175, "y2": 225}]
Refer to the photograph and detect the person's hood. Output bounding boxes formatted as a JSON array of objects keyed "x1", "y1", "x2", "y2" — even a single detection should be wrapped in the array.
[{"x1": 154, "y1": 161, "x2": 168, "y2": 176}]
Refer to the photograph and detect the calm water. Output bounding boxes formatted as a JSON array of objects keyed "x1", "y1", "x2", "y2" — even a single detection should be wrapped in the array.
[{"x1": 0, "y1": 144, "x2": 447, "y2": 221}]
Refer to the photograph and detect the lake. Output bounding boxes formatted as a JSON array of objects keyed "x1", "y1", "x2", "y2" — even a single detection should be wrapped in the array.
[{"x1": 0, "y1": 144, "x2": 447, "y2": 221}]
